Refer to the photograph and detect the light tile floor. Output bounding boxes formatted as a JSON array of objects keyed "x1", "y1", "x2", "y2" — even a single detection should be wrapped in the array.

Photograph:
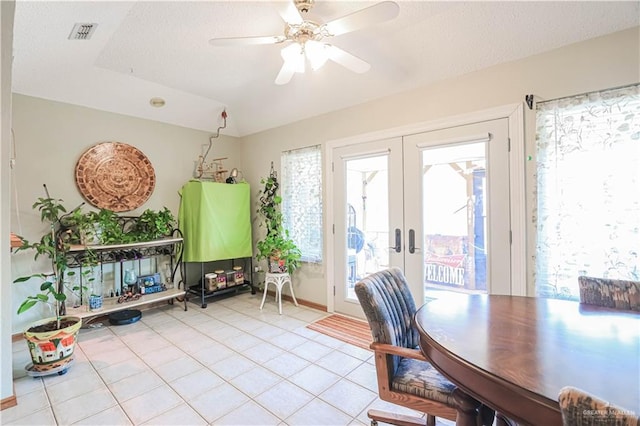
[{"x1": 5, "y1": 291, "x2": 454, "y2": 426}]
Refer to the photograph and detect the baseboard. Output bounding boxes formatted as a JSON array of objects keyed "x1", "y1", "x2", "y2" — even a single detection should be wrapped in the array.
[
  {"x1": 265, "y1": 289, "x2": 327, "y2": 312},
  {"x1": 295, "y1": 297, "x2": 327, "y2": 312},
  {"x1": 1, "y1": 387, "x2": 17, "y2": 410}
]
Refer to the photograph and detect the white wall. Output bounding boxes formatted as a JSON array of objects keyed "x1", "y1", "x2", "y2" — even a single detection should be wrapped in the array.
[
  {"x1": 10, "y1": 95, "x2": 243, "y2": 333},
  {"x1": 241, "y1": 27, "x2": 640, "y2": 306},
  {"x1": 1, "y1": 0, "x2": 15, "y2": 405}
]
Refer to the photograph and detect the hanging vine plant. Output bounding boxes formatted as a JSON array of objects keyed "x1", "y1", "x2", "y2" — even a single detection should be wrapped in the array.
[{"x1": 255, "y1": 165, "x2": 301, "y2": 274}]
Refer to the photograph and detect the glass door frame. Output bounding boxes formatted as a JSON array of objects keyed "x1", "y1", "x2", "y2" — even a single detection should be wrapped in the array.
[
  {"x1": 331, "y1": 138, "x2": 404, "y2": 318},
  {"x1": 324, "y1": 103, "x2": 527, "y2": 314},
  {"x1": 403, "y1": 120, "x2": 511, "y2": 297}
]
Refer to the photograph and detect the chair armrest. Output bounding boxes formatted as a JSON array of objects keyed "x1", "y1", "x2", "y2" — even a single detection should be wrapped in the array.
[{"x1": 370, "y1": 342, "x2": 428, "y2": 362}]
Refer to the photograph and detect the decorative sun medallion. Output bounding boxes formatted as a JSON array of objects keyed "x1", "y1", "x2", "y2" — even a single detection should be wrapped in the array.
[{"x1": 75, "y1": 142, "x2": 156, "y2": 212}]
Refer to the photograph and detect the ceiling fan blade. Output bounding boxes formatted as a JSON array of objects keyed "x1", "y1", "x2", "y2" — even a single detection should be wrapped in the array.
[
  {"x1": 275, "y1": 64, "x2": 296, "y2": 85},
  {"x1": 324, "y1": 1, "x2": 400, "y2": 37},
  {"x1": 209, "y1": 35, "x2": 286, "y2": 47},
  {"x1": 327, "y1": 45, "x2": 371, "y2": 74},
  {"x1": 273, "y1": 1, "x2": 303, "y2": 25}
]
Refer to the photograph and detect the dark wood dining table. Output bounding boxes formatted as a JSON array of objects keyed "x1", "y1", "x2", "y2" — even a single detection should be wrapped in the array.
[{"x1": 414, "y1": 294, "x2": 640, "y2": 426}]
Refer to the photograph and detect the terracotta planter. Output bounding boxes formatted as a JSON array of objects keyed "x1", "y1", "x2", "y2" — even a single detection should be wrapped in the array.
[{"x1": 24, "y1": 316, "x2": 82, "y2": 372}]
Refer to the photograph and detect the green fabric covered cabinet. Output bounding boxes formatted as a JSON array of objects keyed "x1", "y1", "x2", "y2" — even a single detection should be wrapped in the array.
[
  {"x1": 179, "y1": 180, "x2": 254, "y2": 307},
  {"x1": 179, "y1": 180, "x2": 252, "y2": 262}
]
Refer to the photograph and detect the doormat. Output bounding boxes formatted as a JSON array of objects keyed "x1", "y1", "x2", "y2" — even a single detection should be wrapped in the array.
[{"x1": 307, "y1": 314, "x2": 372, "y2": 351}]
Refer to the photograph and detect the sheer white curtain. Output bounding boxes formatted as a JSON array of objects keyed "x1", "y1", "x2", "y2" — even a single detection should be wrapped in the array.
[
  {"x1": 281, "y1": 145, "x2": 323, "y2": 263},
  {"x1": 535, "y1": 84, "x2": 640, "y2": 299}
]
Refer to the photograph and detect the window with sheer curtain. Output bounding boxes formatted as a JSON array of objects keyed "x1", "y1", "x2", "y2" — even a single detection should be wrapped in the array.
[
  {"x1": 535, "y1": 84, "x2": 640, "y2": 299},
  {"x1": 281, "y1": 145, "x2": 323, "y2": 263}
]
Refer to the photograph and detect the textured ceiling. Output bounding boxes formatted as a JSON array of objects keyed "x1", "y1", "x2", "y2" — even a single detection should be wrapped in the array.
[{"x1": 11, "y1": 1, "x2": 640, "y2": 137}]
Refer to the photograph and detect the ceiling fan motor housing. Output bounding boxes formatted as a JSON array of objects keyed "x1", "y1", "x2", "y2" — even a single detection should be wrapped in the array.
[{"x1": 285, "y1": 20, "x2": 325, "y2": 43}]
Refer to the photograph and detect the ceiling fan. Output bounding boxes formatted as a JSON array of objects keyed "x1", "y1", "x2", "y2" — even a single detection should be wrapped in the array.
[{"x1": 209, "y1": 0, "x2": 400, "y2": 85}]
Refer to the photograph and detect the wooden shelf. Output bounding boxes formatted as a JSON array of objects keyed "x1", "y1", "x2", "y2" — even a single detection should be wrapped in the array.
[{"x1": 65, "y1": 287, "x2": 186, "y2": 320}]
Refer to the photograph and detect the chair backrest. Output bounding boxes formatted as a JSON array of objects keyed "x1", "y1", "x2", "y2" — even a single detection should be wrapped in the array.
[
  {"x1": 577, "y1": 276, "x2": 640, "y2": 311},
  {"x1": 354, "y1": 268, "x2": 419, "y2": 371},
  {"x1": 558, "y1": 386, "x2": 639, "y2": 426}
]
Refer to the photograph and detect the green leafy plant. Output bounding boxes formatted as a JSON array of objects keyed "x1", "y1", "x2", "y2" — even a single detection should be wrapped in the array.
[
  {"x1": 135, "y1": 207, "x2": 177, "y2": 241},
  {"x1": 61, "y1": 207, "x2": 100, "y2": 245},
  {"x1": 256, "y1": 230, "x2": 301, "y2": 274},
  {"x1": 92, "y1": 209, "x2": 128, "y2": 245},
  {"x1": 13, "y1": 273, "x2": 64, "y2": 315},
  {"x1": 13, "y1": 197, "x2": 70, "y2": 327},
  {"x1": 256, "y1": 174, "x2": 301, "y2": 274},
  {"x1": 66, "y1": 207, "x2": 176, "y2": 245}
]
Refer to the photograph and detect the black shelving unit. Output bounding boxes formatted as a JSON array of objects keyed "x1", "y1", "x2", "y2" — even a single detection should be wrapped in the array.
[{"x1": 186, "y1": 257, "x2": 255, "y2": 308}]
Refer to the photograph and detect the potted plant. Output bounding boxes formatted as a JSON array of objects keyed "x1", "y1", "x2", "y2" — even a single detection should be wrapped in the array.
[
  {"x1": 134, "y1": 207, "x2": 177, "y2": 241},
  {"x1": 63, "y1": 206, "x2": 176, "y2": 246},
  {"x1": 13, "y1": 195, "x2": 82, "y2": 373},
  {"x1": 90, "y1": 208, "x2": 127, "y2": 245},
  {"x1": 256, "y1": 173, "x2": 301, "y2": 274},
  {"x1": 63, "y1": 206, "x2": 98, "y2": 245}
]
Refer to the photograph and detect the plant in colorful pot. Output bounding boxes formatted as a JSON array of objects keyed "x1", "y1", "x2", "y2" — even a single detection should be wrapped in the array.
[
  {"x1": 255, "y1": 173, "x2": 301, "y2": 275},
  {"x1": 13, "y1": 194, "x2": 82, "y2": 373}
]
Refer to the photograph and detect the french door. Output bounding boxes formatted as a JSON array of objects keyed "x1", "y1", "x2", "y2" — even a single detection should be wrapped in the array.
[{"x1": 332, "y1": 119, "x2": 511, "y2": 318}]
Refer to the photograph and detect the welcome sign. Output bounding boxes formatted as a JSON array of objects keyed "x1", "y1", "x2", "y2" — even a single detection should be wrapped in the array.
[
  {"x1": 424, "y1": 234, "x2": 469, "y2": 288},
  {"x1": 425, "y1": 253, "x2": 466, "y2": 287}
]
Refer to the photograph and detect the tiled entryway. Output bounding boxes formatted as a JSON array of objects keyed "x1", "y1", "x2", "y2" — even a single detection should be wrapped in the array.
[{"x1": 5, "y1": 291, "x2": 450, "y2": 426}]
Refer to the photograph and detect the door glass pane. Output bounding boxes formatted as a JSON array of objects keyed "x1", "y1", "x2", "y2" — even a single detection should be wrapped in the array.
[
  {"x1": 422, "y1": 143, "x2": 487, "y2": 296},
  {"x1": 345, "y1": 155, "x2": 389, "y2": 300}
]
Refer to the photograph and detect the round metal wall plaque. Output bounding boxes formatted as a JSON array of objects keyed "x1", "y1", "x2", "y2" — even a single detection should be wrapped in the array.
[{"x1": 75, "y1": 142, "x2": 156, "y2": 212}]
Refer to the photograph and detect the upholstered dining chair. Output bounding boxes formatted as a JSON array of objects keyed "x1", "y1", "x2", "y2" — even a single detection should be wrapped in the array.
[
  {"x1": 558, "y1": 386, "x2": 639, "y2": 426},
  {"x1": 577, "y1": 276, "x2": 640, "y2": 311},
  {"x1": 354, "y1": 267, "x2": 494, "y2": 426}
]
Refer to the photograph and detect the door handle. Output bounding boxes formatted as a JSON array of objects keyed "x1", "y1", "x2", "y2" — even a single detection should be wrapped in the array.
[
  {"x1": 409, "y1": 229, "x2": 421, "y2": 254},
  {"x1": 389, "y1": 228, "x2": 401, "y2": 253}
]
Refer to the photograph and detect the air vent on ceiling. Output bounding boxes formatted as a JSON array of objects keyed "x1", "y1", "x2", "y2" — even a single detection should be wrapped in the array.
[{"x1": 68, "y1": 23, "x2": 97, "y2": 40}]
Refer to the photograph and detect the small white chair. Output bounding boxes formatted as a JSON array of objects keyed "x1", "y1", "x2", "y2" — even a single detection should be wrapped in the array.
[{"x1": 260, "y1": 272, "x2": 298, "y2": 314}]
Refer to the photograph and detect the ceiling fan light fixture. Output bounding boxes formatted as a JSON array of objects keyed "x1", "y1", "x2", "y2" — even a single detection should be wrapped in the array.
[
  {"x1": 305, "y1": 40, "x2": 329, "y2": 70},
  {"x1": 281, "y1": 43, "x2": 305, "y2": 74}
]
